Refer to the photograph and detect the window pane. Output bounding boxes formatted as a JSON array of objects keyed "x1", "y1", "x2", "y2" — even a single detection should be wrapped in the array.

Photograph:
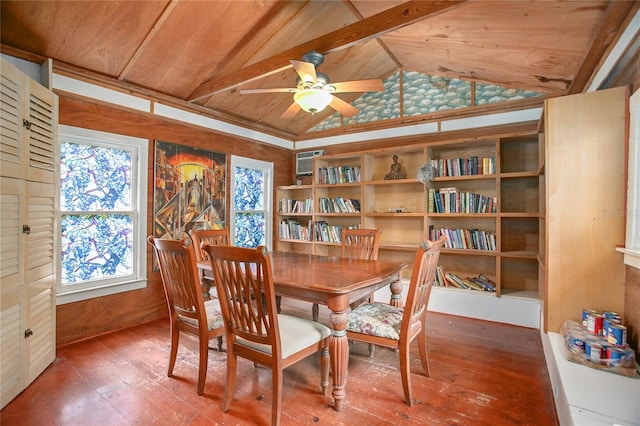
[
  {"x1": 60, "y1": 142, "x2": 132, "y2": 211},
  {"x1": 235, "y1": 213, "x2": 265, "y2": 248},
  {"x1": 233, "y1": 167, "x2": 264, "y2": 210},
  {"x1": 60, "y1": 214, "x2": 133, "y2": 284}
]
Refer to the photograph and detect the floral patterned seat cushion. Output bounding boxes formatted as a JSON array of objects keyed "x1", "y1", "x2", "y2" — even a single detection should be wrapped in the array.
[
  {"x1": 347, "y1": 302, "x2": 404, "y2": 340},
  {"x1": 178, "y1": 299, "x2": 224, "y2": 331}
]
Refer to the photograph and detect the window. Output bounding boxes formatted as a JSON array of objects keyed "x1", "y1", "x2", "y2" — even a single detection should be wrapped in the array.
[
  {"x1": 618, "y1": 88, "x2": 640, "y2": 269},
  {"x1": 230, "y1": 156, "x2": 273, "y2": 249},
  {"x1": 57, "y1": 125, "x2": 148, "y2": 304}
]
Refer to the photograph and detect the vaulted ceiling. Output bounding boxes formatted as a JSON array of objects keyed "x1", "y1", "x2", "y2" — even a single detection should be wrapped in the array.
[{"x1": 1, "y1": 1, "x2": 637, "y2": 139}]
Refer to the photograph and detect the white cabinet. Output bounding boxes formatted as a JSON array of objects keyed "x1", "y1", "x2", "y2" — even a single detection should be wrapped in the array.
[{"x1": 1, "y1": 58, "x2": 58, "y2": 409}]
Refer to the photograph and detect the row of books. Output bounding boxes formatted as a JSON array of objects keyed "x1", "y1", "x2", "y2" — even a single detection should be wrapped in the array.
[
  {"x1": 278, "y1": 218, "x2": 312, "y2": 241},
  {"x1": 434, "y1": 267, "x2": 496, "y2": 292},
  {"x1": 314, "y1": 221, "x2": 344, "y2": 243},
  {"x1": 429, "y1": 227, "x2": 497, "y2": 251},
  {"x1": 428, "y1": 187, "x2": 497, "y2": 213},
  {"x1": 318, "y1": 197, "x2": 361, "y2": 213},
  {"x1": 279, "y1": 197, "x2": 313, "y2": 214},
  {"x1": 430, "y1": 156, "x2": 496, "y2": 177},
  {"x1": 317, "y1": 166, "x2": 361, "y2": 184},
  {"x1": 279, "y1": 219, "x2": 360, "y2": 242}
]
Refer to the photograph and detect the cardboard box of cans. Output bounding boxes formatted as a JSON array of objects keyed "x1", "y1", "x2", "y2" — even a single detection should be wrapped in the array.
[{"x1": 561, "y1": 310, "x2": 637, "y2": 378}]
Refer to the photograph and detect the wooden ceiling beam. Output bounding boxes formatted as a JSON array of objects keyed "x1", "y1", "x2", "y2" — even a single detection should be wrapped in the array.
[
  {"x1": 568, "y1": 0, "x2": 637, "y2": 94},
  {"x1": 187, "y1": 0, "x2": 465, "y2": 102}
]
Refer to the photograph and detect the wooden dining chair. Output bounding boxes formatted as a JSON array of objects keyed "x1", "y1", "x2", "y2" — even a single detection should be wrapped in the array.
[
  {"x1": 190, "y1": 228, "x2": 230, "y2": 299},
  {"x1": 312, "y1": 228, "x2": 381, "y2": 322},
  {"x1": 190, "y1": 228, "x2": 230, "y2": 262},
  {"x1": 345, "y1": 235, "x2": 445, "y2": 406},
  {"x1": 204, "y1": 244, "x2": 331, "y2": 426},
  {"x1": 147, "y1": 236, "x2": 225, "y2": 396}
]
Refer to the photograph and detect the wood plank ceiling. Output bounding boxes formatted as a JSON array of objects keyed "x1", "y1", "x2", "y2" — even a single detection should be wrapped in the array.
[{"x1": 1, "y1": 1, "x2": 636, "y2": 139}]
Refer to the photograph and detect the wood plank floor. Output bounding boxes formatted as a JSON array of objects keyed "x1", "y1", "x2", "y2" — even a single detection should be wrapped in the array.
[{"x1": 1, "y1": 299, "x2": 558, "y2": 425}]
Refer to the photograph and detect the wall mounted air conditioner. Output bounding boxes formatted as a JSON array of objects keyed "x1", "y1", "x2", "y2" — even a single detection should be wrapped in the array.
[{"x1": 296, "y1": 150, "x2": 324, "y2": 176}]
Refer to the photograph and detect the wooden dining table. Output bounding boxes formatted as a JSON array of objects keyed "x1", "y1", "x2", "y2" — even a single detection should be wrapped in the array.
[{"x1": 198, "y1": 250, "x2": 407, "y2": 412}]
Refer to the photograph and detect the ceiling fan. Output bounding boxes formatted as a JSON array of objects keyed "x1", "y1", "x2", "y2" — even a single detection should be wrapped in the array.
[{"x1": 239, "y1": 51, "x2": 384, "y2": 118}]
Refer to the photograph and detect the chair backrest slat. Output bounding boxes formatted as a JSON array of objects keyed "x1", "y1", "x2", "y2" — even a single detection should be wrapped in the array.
[
  {"x1": 206, "y1": 245, "x2": 279, "y2": 350},
  {"x1": 403, "y1": 236, "x2": 446, "y2": 333},
  {"x1": 341, "y1": 228, "x2": 380, "y2": 260},
  {"x1": 148, "y1": 236, "x2": 205, "y2": 322},
  {"x1": 190, "y1": 228, "x2": 231, "y2": 262}
]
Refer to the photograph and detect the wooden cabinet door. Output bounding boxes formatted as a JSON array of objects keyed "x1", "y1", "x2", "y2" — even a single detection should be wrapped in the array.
[
  {"x1": 0, "y1": 285, "x2": 24, "y2": 409},
  {"x1": 0, "y1": 59, "x2": 28, "y2": 180},
  {"x1": 25, "y1": 77, "x2": 58, "y2": 184},
  {"x1": 0, "y1": 58, "x2": 57, "y2": 409},
  {"x1": 544, "y1": 86, "x2": 627, "y2": 333},
  {"x1": 0, "y1": 177, "x2": 26, "y2": 408},
  {"x1": 0, "y1": 58, "x2": 57, "y2": 184}
]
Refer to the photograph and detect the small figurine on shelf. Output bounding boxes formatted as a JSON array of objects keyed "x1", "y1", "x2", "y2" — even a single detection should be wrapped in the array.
[{"x1": 384, "y1": 154, "x2": 405, "y2": 180}]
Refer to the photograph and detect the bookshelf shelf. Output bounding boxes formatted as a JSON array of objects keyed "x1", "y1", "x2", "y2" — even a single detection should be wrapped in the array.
[
  {"x1": 441, "y1": 248, "x2": 499, "y2": 256},
  {"x1": 500, "y1": 250, "x2": 538, "y2": 259},
  {"x1": 433, "y1": 174, "x2": 497, "y2": 182},
  {"x1": 379, "y1": 242, "x2": 421, "y2": 251},
  {"x1": 363, "y1": 212, "x2": 425, "y2": 217},
  {"x1": 499, "y1": 212, "x2": 540, "y2": 218},
  {"x1": 277, "y1": 127, "x2": 543, "y2": 298},
  {"x1": 430, "y1": 213, "x2": 498, "y2": 218}
]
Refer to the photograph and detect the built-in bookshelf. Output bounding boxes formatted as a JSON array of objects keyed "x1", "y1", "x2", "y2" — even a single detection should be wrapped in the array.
[{"x1": 276, "y1": 130, "x2": 543, "y2": 298}]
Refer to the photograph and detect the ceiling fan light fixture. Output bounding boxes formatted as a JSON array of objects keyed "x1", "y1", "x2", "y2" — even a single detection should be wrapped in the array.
[{"x1": 294, "y1": 89, "x2": 332, "y2": 114}]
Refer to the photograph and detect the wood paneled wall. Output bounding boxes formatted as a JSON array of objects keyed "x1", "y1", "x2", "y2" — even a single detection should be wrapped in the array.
[
  {"x1": 55, "y1": 92, "x2": 639, "y2": 358},
  {"x1": 56, "y1": 95, "x2": 292, "y2": 347}
]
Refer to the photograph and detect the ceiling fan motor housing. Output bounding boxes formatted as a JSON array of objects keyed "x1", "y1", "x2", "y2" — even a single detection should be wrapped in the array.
[
  {"x1": 296, "y1": 72, "x2": 331, "y2": 89},
  {"x1": 301, "y1": 51, "x2": 325, "y2": 68}
]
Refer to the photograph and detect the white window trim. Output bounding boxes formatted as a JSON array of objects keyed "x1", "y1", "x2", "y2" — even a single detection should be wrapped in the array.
[
  {"x1": 229, "y1": 155, "x2": 274, "y2": 250},
  {"x1": 56, "y1": 125, "x2": 148, "y2": 304},
  {"x1": 617, "y1": 88, "x2": 640, "y2": 269}
]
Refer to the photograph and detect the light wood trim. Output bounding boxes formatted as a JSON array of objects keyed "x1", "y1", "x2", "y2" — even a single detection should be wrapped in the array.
[{"x1": 569, "y1": 1, "x2": 638, "y2": 94}]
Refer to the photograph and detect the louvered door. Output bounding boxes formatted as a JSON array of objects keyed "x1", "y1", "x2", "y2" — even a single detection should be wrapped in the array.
[
  {"x1": 0, "y1": 177, "x2": 25, "y2": 407},
  {"x1": 0, "y1": 57, "x2": 27, "y2": 179},
  {"x1": 26, "y1": 78, "x2": 57, "y2": 184},
  {"x1": 0, "y1": 58, "x2": 58, "y2": 409}
]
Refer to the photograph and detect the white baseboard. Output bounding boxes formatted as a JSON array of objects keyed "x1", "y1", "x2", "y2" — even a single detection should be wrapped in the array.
[
  {"x1": 375, "y1": 282, "x2": 540, "y2": 328},
  {"x1": 541, "y1": 331, "x2": 640, "y2": 426}
]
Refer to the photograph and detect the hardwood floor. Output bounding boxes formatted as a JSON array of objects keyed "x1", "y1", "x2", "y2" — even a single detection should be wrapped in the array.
[{"x1": 1, "y1": 299, "x2": 558, "y2": 425}]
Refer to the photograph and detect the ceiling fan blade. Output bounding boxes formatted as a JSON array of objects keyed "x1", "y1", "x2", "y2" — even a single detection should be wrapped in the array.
[
  {"x1": 240, "y1": 88, "x2": 296, "y2": 94},
  {"x1": 281, "y1": 102, "x2": 301, "y2": 119},
  {"x1": 329, "y1": 95, "x2": 359, "y2": 117},
  {"x1": 291, "y1": 60, "x2": 317, "y2": 83},
  {"x1": 330, "y1": 79, "x2": 384, "y2": 93}
]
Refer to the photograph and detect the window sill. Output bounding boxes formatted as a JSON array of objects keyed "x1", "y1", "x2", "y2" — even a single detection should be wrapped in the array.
[
  {"x1": 616, "y1": 247, "x2": 640, "y2": 270},
  {"x1": 57, "y1": 278, "x2": 147, "y2": 305}
]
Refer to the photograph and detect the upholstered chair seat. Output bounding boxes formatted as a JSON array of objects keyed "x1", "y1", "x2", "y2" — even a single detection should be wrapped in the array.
[
  {"x1": 347, "y1": 302, "x2": 404, "y2": 340},
  {"x1": 178, "y1": 299, "x2": 225, "y2": 331},
  {"x1": 345, "y1": 236, "x2": 446, "y2": 406}
]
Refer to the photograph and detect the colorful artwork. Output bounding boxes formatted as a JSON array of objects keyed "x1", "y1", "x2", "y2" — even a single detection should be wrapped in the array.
[{"x1": 153, "y1": 141, "x2": 226, "y2": 242}]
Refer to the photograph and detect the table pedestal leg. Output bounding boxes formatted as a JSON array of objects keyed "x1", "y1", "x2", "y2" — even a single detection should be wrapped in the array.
[
  {"x1": 201, "y1": 278, "x2": 212, "y2": 301},
  {"x1": 389, "y1": 279, "x2": 404, "y2": 308},
  {"x1": 329, "y1": 309, "x2": 348, "y2": 411}
]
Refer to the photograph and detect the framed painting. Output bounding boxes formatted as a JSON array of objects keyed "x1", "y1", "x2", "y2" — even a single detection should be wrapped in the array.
[{"x1": 153, "y1": 141, "x2": 226, "y2": 244}]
